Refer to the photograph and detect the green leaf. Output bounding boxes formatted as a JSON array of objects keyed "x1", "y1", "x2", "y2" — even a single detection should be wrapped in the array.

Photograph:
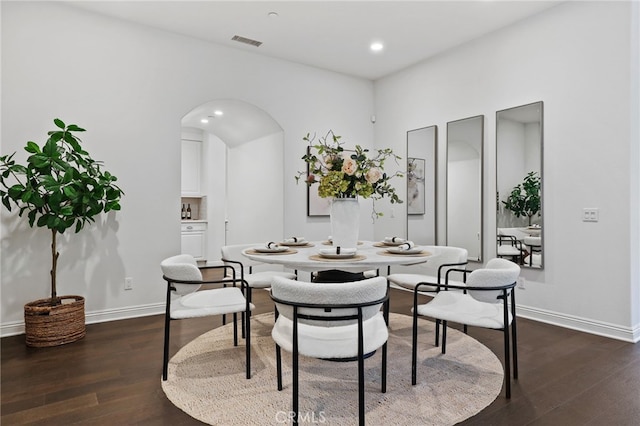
[
  {"x1": 2, "y1": 196, "x2": 12, "y2": 211},
  {"x1": 54, "y1": 118, "x2": 65, "y2": 129},
  {"x1": 25, "y1": 141, "x2": 41, "y2": 154},
  {"x1": 66, "y1": 124, "x2": 85, "y2": 132}
]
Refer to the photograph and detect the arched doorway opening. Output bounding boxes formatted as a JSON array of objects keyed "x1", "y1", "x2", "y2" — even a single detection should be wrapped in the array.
[{"x1": 181, "y1": 99, "x2": 284, "y2": 261}]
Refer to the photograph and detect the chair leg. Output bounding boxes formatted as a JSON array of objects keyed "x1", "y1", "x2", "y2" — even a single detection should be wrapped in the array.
[
  {"x1": 242, "y1": 287, "x2": 252, "y2": 339},
  {"x1": 276, "y1": 344, "x2": 283, "y2": 391},
  {"x1": 381, "y1": 341, "x2": 388, "y2": 393},
  {"x1": 503, "y1": 295, "x2": 512, "y2": 398},
  {"x1": 435, "y1": 319, "x2": 440, "y2": 346},
  {"x1": 511, "y1": 292, "x2": 519, "y2": 380},
  {"x1": 463, "y1": 324, "x2": 468, "y2": 334},
  {"x1": 292, "y1": 310, "x2": 299, "y2": 424},
  {"x1": 441, "y1": 320, "x2": 447, "y2": 354},
  {"x1": 357, "y1": 309, "x2": 365, "y2": 426},
  {"x1": 512, "y1": 318, "x2": 519, "y2": 380},
  {"x1": 246, "y1": 303, "x2": 251, "y2": 379},
  {"x1": 358, "y1": 351, "x2": 365, "y2": 426},
  {"x1": 162, "y1": 315, "x2": 171, "y2": 381},
  {"x1": 232, "y1": 313, "x2": 238, "y2": 346},
  {"x1": 503, "y1": 325, "x2": 511, "y2": 398},
  {"x1": 411, "y1": 308, "x2": 419, "y2": 385}
]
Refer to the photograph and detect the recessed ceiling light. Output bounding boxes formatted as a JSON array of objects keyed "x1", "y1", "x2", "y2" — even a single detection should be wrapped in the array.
[
  {"x1": 370, "y1": 42, "x2": 384, "y2": 52},
  {"x1": 268, "y1": 11, "x2": 279, "y2": 18},
  {"x1": 200, "y1": 118, "x2": 209, "y2": 124},
  {"x1": 214, "y1": 110, "x2": 223, "y2": 116}
]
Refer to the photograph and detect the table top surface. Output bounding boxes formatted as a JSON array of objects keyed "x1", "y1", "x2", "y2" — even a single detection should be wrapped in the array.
[{"x1": 242, "y1": 240, "x2": 434, "y2": 273}]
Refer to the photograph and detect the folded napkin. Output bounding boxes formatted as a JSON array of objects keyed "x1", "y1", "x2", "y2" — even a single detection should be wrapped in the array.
[
  {"x1": 319, "y1": 247, "x2": 357, "y2": 256},
  {"x1": 395, "y1": 241, "x2": 416, "y2": 251},
  {"x1": 283, "y1": 236, "x2": 305, "y2": 243},
  {"x1": 384, "y1": 236, "x2": 407, "y2": 244},
  {"x1": 266, "y1": 241, "x2": 281, "y2": 249}
]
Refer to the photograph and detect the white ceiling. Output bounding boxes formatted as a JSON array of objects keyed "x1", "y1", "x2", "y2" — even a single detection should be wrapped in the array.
[
  {"x1": 63, "y1": 0, "x2": 562, "y2": 146},
  {"x1": 66, "y1": 0, "x2": 562, "y2": 81}
]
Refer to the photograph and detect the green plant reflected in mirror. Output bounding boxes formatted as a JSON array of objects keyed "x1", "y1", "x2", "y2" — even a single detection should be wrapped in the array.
[{"x1": 496, "y1": 101, "x2": 544, "y2": 269}]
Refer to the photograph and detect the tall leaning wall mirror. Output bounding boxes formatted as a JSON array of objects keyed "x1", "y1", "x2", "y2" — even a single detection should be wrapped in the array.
[
  {"x1": 496, "y1": 101, "x2": 543, "y2": 269},
  {"x1": 446, "y1": 115, "x2": 483, "y2": 262},
  {"x1": 406, "y1": 126, "x2": 437, "y2": 245}
]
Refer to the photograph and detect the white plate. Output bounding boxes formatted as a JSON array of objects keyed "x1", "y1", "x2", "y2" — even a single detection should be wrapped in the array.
[
  {"x1": 318, "y1": 252, "x2": 357, "y2": 259},
  {"x1": 387, "y1": 247, "x2": 423, "y2": 255},
  {"x1": 254, "y1": 246, "x2": 288, "y2": 253}
]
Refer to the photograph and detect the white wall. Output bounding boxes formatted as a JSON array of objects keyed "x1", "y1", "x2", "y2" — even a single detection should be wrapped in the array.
[
  {"x1": 226, "y1": 132, "x2": 284, "y2": 245},
  {"x1": 0, "y1": 2, "x2": 373, "y2": 334},
  {"x1": 374, "y1": 1, "x2": 639, "y2": 341}
]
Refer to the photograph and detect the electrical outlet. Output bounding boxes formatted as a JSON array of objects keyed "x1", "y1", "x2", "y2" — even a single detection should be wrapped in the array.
[
  {"x1": 124, "y1": 277, "x2": 133, "y2": 291},
  {"x1": 582, "y1": 208, "x2": 599, "y2": 222},
  {"x1": 517, "y1": 277, "x2": 525, "y2": 289}
]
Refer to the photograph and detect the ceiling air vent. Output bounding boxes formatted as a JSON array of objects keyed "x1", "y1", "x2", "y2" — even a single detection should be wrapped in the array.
[{"x1": 231, "y1": 35, "x2": 262, "y2": 47}]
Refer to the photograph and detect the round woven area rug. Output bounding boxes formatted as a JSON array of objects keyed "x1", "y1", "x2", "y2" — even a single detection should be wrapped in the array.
[{"x1": 162, "y1": 313, "x2": 503, "y2": 425}]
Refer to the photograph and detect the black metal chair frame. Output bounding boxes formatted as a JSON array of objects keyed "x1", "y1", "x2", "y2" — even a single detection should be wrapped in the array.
[
  {"x1": 221, "y1": 257, "x2": 297, "y2": 338},
  {"x1": 162, "y1": 264, "x2": 252, "y2": 380},
  {"x1": 412, "y1": 268, "x2": 518, "y2": 397},
  {"x1": 270, "y1": 291, "x2": 389, "y2": 426},
  {"x1": 497, "y1": 234, "x2": 525, "y2": 265}
]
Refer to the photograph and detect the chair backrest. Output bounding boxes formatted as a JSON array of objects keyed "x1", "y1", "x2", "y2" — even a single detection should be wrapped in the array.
[
  {"x1": 418, "y1": 246, "x2": 468, "y2": 282},
  {"x1": 221, "y1": 243, "x2": 262, "y2": 269},
  {"x1": 467, "y1": 258, "x2": 520, "y2": 303},
  {"x1": 271, "y1": 276, "x2": 387, "y2": 327},
  {"x1": 160, "y1": 254, "x2": 202, "y2": 295}
]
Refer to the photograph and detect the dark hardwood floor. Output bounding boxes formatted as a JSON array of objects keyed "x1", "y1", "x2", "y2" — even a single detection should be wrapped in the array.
[{"x1": 2, "y1": 287, "x2": 639, "y2": 425}]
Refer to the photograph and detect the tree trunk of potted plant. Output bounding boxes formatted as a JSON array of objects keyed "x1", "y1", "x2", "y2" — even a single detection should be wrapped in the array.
[{"x1": 1, "y1": 119, "x2": 123, "y2": 347}]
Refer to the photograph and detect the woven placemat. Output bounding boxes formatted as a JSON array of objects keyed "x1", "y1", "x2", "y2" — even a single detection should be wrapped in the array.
[
  {"x1": 377, "y1": 250, "x2": 432, "y2": 257},
  {"x1": 308, "y1": 254, "x2": 366, "y2": 262},
  {"x1": 244, "y1": 249, "x2": 298, "y2": 255}
]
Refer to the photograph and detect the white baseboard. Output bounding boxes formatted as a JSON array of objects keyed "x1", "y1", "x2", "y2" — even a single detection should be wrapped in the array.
[
  {"x1": 389, "y1": 283, "x2": 639, "y2": 343},
  {"x1": 3, "y1": 299, "x2": 638, "y2": 344},
  {"x1": 0, "y1": 302, "x2": 165, "y2": 338},
  {"x1": 516, "y1": 304, "x2": 640, "y2": 343}
]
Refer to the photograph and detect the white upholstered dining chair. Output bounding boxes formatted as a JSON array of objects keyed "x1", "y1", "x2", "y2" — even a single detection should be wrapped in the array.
[
  {"x1": 160, "y1": 254, "x2": 253, "y2": 380},
  {"x1": 387, "y1": 246, "x2": 468, "y2": 344},
  {"x1": 270, "y1": 276, "x2": 389, "y2": 426},
  {"x1": 411, "y1": 258, "x2": 521, "y2": 397}
]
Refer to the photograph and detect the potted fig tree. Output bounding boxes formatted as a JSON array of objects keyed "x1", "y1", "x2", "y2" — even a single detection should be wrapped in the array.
[{"x1": 0, "y1": 119, "x2": 123, "y2": 347}]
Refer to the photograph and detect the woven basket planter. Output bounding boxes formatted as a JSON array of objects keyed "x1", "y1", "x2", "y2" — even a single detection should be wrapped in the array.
[{"x1": 24, "y1": 295, "x2": 86, "y2": 347}]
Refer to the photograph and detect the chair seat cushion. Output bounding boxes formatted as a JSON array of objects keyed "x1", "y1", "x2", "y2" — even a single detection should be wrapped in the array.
[
  {"x1": 272, "y1": 312, "x2": 388, "y2": 358},
  {"x1": 171, "y1": 287, "x2": 254, "y2": 319},
  {"x1": 415, "y1": 291, "x2": 512, "y2": 329},
  {"x1": 497, "y1": 246, "x2": 523, "y2": 256},
  {"x1": 388, "y1": 273, "x2": 465, "y2": 291}
]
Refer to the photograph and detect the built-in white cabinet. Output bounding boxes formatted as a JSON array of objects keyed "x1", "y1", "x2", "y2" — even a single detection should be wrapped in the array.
[
  {"x1": 181, "y1": 139, "x2": 202, "y2": 196},
  {"x1": 181, "y1": 222, "x2": 207, "y2": 260}
]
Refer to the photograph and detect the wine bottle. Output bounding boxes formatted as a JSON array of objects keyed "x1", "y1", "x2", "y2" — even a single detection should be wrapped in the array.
[{"x1": 186, "y1": 204, "x2": 192, "y2": 220}]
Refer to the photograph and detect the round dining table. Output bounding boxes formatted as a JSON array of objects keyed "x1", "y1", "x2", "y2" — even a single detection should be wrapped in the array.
[{"x1": 242, "y1": 240, "x2": 434, "y2": 282}]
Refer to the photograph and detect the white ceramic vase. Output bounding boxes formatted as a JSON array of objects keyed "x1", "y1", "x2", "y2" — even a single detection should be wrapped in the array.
[{"x1": 330, "y1": 197, "x2": 360, "y2": 249}]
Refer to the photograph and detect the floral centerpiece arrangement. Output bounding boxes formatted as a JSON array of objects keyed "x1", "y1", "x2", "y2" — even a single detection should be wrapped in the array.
[{"x1": 296, "y1": 130, "x2": 402, "y2": 219}]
